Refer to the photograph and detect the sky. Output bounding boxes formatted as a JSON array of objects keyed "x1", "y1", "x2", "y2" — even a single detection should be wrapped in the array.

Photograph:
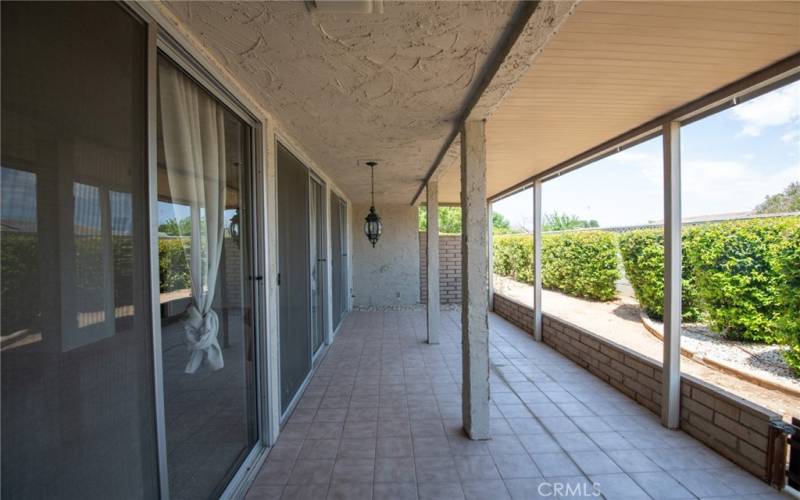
[{"x1": 493, "y1": 80, "x2": 800, "y2": 231}]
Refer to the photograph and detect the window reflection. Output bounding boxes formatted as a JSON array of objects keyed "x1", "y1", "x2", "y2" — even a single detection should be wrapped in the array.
[
  {"x1": 1, "y1": 3, "x2": 157, "y2": 498},
  {"x1": 157, "y1": 55, "x2": 257, "y2": 500},
  {"x1": 1, "y1": 166, "x2": 41, "y2": 351}
]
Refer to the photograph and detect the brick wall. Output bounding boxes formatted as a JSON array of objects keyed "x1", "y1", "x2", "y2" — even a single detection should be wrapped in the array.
[
  {"x1": 419, "y1": 232, "x2": 462, "y2": 304},
  {"x1": 492, "y1": 293, "x2": 785, "y2": 483},
  {"x1": 493, "y1": 293, "x2": 534, "y2": 334}
]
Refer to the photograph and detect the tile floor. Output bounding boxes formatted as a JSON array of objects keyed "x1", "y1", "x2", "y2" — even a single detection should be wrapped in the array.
[{"x1": 246, "y1": 310, "x2": 787, "y2": 500}]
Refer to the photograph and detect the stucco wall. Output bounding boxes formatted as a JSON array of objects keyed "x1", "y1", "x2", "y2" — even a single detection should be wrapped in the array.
[{"x1": 351, "y1": 203, "x2": 420, "y2": 307}]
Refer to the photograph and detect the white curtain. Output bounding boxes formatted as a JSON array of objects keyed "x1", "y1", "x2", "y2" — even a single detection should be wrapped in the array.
[{"x1": 159, "y1": 60, "x2": 226, "y2": 374}]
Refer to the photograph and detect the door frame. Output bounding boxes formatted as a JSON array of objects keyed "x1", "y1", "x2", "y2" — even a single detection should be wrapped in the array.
[
  {"x1": 128, "y1": 3, "x2": 272, "y2": 499},
  {"x1": 273, "y1": 137, "x2": 333, "y2": 423},
  {"x1": 309, "y1": 172, "x2": 328, "y2": 362},
  {"x1": 329, "y1": 189, "x2": 350, "y2": 336}
]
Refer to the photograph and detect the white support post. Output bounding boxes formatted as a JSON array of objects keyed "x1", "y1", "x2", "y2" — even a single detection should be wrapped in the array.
[
  {"x1": 532, "y1": 181, "x2": 543, "y2": 341},
  {"x1": 460, "y1": 120, "x2": 490, "y2": 440},
  {"x1": 662, "y1": 121, "x2": 682, "y2": 429},
  {"x1": 426, "y1": 181, "x2": 440, "y2": 345},
  {"x1": 488, "y1": 202, "x2": 495, "y2": 313}
]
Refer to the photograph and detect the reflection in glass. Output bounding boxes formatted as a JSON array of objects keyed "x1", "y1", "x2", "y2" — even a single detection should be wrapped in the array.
[
  {"x1": 1, "y1": 3, "x2": 157, "y2": 498},
  {"x1": 158, "y1": 55, "x2": 257, "y2": 500}
]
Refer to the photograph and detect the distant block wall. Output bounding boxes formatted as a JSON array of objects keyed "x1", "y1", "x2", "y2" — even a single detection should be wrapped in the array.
[
  {"x1": 419, "y1": 232, "x2": 462, "y2": 305},
  {"x1": 492, "y1": 293, "x2": 785, "y2": 483}
]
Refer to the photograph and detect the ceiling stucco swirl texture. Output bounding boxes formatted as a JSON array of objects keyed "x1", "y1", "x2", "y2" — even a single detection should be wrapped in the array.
[{"x1": 163, "y1": 1, "x2": 518, "y2": 203}]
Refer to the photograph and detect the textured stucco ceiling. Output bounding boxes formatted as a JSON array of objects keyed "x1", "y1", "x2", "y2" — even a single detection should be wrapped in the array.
[{"x1": 162, "y1": 1, "x2": 525, "y2": 204}]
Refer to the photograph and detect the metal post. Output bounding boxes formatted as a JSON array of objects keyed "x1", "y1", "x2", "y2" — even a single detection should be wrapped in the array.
[
  {"x1": 532, "y1": 181, "x2": 543, "y2": 341},
  {"x1": 662, "y1": 121, "x2": 682, "y2": 429},
  {"x1": 488, "y1": 202, "x2": 494, "y2": 313}
]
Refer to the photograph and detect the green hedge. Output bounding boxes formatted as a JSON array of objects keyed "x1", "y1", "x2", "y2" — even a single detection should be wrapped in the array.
[
  {"x1": 618, "y1": 229, "x2": 700, "y2": 321},
  {"x1": 159, "y1": 238, "x2": 190, "y2": 292},
  {"x1": 542, "y1": 231, "x2": 619, "y2": 301},
  {"x1": 494, "y1": 231, "x2": 619, "y2": 301},
  {"x1": 620, "y1": 217, "x2": 800, "y2": 347},
  {"x1": 493, "y1": 234, "x2": 533, "y2": 284},
  {"x1": 494, "y1": 217, "x2": 800, "y2": 373},
  {"x1": 1, "y1": 233, "x2": 40, "y2": 334},
  {"x1": 771, "y1": 223, "x2": 800, "y2": 372},
  {"x1": 684, "y1": 218, "x2": 799, "y2": 344}
]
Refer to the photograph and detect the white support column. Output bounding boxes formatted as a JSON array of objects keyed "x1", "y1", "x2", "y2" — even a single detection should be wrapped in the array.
[
  {"x1": 426, "y1": 181, "x2": 440, "y2": 345},
  {"x1": 662, "y1": 121, "x2": 682, "y2": 429},
  {"x1": 264, "y1": 122, "x2": 282, "y2": 444},
  {"x1": 532, "y1": 181, "x2": 543, "y2": 341},
  {"x1": 460, "y1": 120, "x2": 490, "y2": 440},
  {"x1": 488, "y1": 203, "x2": 495, "y2": 313}
]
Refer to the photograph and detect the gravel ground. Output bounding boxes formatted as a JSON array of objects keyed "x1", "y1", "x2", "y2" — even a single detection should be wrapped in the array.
[
  {"x1": 492, "y1": 274, "x2": 800, "y2": 399},
  {"x1": 673, "y1": 323, "x2": 798, "y2": 387}
]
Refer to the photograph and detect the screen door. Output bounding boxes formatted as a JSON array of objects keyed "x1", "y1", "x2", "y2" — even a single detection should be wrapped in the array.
[
  {"x1": 277, "y1": 144, "x2": 312, "y2": 412},
  {"x1": 330, "y1": 193, "x2": 348, "y2": 331}
]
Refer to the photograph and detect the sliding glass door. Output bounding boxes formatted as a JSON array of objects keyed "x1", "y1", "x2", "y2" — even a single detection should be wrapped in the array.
[
  {"x1": 309, "y1": 177, "x2": 327, "y2": 357},
  {"x1": 277, "y1": 144, "x2": 312, "y2": 412},
  {"x1": 330, "y1": 193, "x2": 348, "y2": 331},
  {"x1": 1, "y1": 3, "x2": 158, "y2": 498},
  {"x1": 156, "y1": 56, "x2": 259, "y2": 500}
]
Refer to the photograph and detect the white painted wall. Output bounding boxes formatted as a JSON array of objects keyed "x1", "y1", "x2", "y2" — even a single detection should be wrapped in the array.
[{"x1": 351, "y1": 203, "x2": 420, "y2": 307}]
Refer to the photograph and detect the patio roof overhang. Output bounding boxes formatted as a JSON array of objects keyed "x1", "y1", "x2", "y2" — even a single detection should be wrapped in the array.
[
  {"x1": 158, "y1": 1, "x2": 575, "y2": 205},
  {"x1": 429, "y1": 0, "x2": 800, "y2": 204}
]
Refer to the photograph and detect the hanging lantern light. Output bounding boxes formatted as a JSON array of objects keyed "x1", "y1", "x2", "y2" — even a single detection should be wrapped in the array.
[
  {"x1": 229, "y1": 211, "x2": 240, "y2": 246},
  {"x1": 363, "y1": 161, "x2": 382, "y2": 247}
]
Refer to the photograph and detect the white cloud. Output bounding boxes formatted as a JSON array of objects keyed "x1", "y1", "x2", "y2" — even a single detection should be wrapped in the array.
[
  {"x1": 781, "y1": 129, "x2": 800, "y2": 144},
  {"x1": 612, "y1": 149, "x2": 663, "y2": 186},
  {"x1": 681, "y1": 159, "x2": 799, "y2": 216},
  {"x1": 731, "y1": 81, "x2": 800, "y2": 137}
]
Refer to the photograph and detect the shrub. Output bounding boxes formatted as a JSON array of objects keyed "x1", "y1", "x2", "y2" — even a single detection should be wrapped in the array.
[
  {"x1": 1, "y1": 232, "x2": 40, "y2": 334},
  {"x1": 541, "y1": 231, "x2": 619, "y2": 301},
  {"x1": 618, "y1": 229, "x2": 700, "y2": 321},
  {"x1": 159, "y1": 238, "x2": 190, "y2": 292},
  {"x1": 684, "y1": 217, "x2": 799, "y2": 344},
  {"x1": 493, "y1": 234, "x2": 533, "y2": 284},
  {"x1": 771, "y1": 223, "x2": 800, "y2": 373},
  {"x1": 493, "y1": 231, "x2": 619, "y2": 301}
]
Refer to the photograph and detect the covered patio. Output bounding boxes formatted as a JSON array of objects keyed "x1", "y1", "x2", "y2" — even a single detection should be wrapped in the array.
[
  {"x1": 246, "y1": 310, "x2": 782, "y2": 500},
  {"x1": 2, "y1": 1, "x2": 798, "y2": 498}
]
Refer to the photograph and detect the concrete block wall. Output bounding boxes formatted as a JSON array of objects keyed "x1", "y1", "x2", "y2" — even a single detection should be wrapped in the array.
[
  {"x1": 492, "y1": 293, "x2": 534, "y2": 333},
  {"x1": 492, "y1": 293, "x2": 784, "y2": 483},
  {"x1": 352, "y1": 203, "x2": 420, "y2": 307},
  {"x1": 419, "y1": 232, "x2": 462, "y2": 304}
]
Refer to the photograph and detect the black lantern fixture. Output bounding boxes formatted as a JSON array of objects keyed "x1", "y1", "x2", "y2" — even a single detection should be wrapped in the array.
[
  {"x1": 229, "y1": 211, "x2": 240, "y2": 246},
  {"x1": 363, "y1": 161, "x2": 382, "y2": 247}
]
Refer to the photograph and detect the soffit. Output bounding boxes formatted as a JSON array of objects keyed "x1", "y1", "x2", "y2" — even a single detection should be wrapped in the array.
[{"x1": 435, "y1": 1, "x2": 800, "y2": 203}]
